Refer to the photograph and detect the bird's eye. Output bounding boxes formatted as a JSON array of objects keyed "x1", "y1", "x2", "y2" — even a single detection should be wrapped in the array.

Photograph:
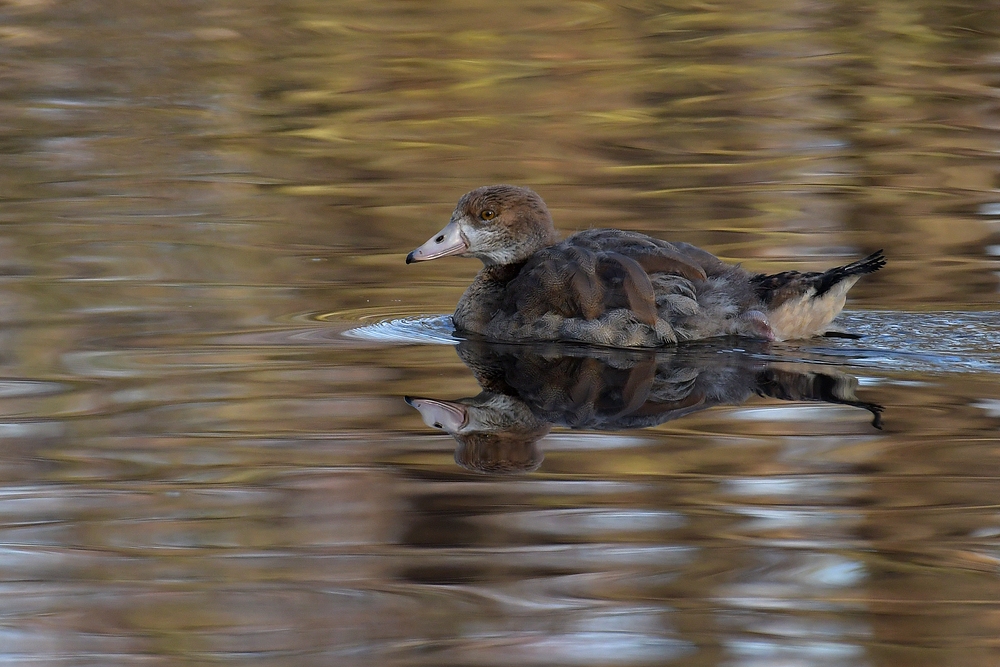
[{"x1": 480, "y1": 209, "x2": 496, "y2": 221}]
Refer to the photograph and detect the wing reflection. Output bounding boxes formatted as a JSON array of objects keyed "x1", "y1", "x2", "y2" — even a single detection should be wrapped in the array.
[{"x1": 407, "y1": 340, "x2": 882, "y2": 474}]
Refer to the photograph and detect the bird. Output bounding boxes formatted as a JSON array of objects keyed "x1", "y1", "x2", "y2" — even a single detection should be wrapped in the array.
[{"x1": 406, "y1": 185, "x2": 885, "y2": 348}]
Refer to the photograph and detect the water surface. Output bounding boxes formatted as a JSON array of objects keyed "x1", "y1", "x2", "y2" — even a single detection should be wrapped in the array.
[{"x1": 1, "y1": 1, "x2": 999, "y2": 665}]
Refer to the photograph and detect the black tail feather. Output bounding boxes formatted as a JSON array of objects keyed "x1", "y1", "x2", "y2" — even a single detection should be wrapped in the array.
[
  {"x1": 752, "y1": 250, "x2": 886, "y2": 304},
  {"x1": 835, "y1": 249, "x2": 886, "y2": 277},
  {"x1": 813, "y1": 249, "x2": 885, "y2": 296}
]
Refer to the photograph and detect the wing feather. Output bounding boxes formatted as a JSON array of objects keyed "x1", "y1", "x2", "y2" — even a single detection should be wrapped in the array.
[{"x1": 500, "y1": 231, "x2": 714, "y2": 327}]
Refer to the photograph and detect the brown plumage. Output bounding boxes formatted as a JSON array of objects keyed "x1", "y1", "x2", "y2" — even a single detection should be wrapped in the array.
[{"x1": 407, "y1": 185, "x2": 884, "y2": 347}]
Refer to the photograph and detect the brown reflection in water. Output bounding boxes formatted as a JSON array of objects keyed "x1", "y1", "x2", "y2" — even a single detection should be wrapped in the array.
[
  {"x1": 408, "y1": 339, "x2": 883, "y2": 474},
  {"x1": 0, "y1": 0, "x2": 996, "y2": 328},
  {"x1": 0, "y1": 0, "x2": 995, "y2": 665},
  {"x1": 393, "y1": 370, "x2": 1000, "y2": 667},
  {"x1": 0, "y1": 338, "x2": 996, "y2": 664}
]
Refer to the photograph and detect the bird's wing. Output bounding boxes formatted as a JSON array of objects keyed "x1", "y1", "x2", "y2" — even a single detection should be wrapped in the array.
[{"x1": 501, "y1": 232, "x2": 714, "y2": 324}]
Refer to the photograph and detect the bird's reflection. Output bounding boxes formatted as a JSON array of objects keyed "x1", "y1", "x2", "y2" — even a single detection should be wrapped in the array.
[{"x1": 407, "y1": 339, "x2": 883, "y2": 474}]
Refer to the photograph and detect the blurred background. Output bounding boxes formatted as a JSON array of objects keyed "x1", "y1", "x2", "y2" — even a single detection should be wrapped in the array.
[{"x1": 0, "y1": 0, "x2": 999, "y2": 665}]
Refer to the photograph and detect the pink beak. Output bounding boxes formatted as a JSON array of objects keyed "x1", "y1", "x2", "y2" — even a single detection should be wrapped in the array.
[
  {"x1": 405, "y1": 396, "x2": 469, "y2": 432},
  {"x1": 406, "y1": 220, "x2": 468, "y2": 264}
]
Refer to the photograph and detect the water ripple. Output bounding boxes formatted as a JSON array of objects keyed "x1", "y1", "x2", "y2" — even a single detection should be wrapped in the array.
[
  {"x1": 342, "y1": 315, "x2": 457, "y2": 345},
  {"x1": 802, "y1": 311, "x2": 1000, "y2": 373},
  {"x1": 341, "y1": 311, "x2": 1000, "y2": 374}
]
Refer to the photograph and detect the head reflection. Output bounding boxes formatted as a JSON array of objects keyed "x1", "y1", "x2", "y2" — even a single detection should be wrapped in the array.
[
  {"x1": 407, "y1": 339, "x2": 882, "y2": 475},
  {"x1": 406, "y1": 394, "x2": 549, "y2": 473}
]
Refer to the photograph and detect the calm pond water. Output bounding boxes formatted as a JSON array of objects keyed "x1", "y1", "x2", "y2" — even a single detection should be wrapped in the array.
[{"x1": 1, "y1": 1, "x2": 1000, "y2": 665}]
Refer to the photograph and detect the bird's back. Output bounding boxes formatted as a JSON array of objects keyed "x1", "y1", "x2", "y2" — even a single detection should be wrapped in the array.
[{"x1": 479, "y1": 229, "x2": 758, "y2": 346}]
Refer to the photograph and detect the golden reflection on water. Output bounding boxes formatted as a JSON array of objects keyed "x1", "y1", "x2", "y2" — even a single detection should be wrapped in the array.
[{"x1": 0, "y1": 0, "x2": 998, "y2": 665}]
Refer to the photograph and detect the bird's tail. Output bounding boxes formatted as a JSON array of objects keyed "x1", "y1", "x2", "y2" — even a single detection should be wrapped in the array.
[
  {"x1": 837, "y1": 250, "x2": 886, "y2": 276},
  {"x1": 812, "y1": 250, "x2": 885, "y2": 296}
]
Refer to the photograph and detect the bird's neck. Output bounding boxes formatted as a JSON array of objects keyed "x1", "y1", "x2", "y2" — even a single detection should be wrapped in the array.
[
  {"x1": 481, "y1": 231, "x2": 558, "y2": 267},
  {"x1": 453, "y1": 261, "x2": 527, "y2": 335}
]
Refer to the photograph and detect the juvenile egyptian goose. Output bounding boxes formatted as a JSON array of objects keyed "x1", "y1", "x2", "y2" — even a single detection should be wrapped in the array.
[{"x1": 407, "y1": 185, "x2": 884, "y2": 347}]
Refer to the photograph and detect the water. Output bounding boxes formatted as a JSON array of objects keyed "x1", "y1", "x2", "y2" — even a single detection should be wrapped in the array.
[{"x1": 1, "y1": 0, "x2": 999, "y2": 665}]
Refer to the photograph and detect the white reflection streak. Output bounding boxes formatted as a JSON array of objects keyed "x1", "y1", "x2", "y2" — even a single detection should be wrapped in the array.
[
  {"x1": 442, "y1": 606, "x2": 694, "y2": 665},
  {"x1": 715, "y1": 474, "x2": 872, "y2": 667},
  {"x1": 724, "y1": 637, "x2": 869, "y2": 667},
  {"x1": 473, "y1": 508, "x2": 685, "y2": 536}
]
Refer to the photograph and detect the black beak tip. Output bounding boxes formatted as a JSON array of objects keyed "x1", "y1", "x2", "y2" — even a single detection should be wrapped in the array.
[
  {"x1": 405, "y1": 251, "x2": 415, "y2": 264},
  {"x1": 404, "y1": 395, "x2": 415, "y2": 406}
]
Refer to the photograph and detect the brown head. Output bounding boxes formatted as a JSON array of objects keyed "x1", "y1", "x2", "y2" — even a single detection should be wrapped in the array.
[{"x1": 406, "y1": 185, "x2": 558, "y2": 267}]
